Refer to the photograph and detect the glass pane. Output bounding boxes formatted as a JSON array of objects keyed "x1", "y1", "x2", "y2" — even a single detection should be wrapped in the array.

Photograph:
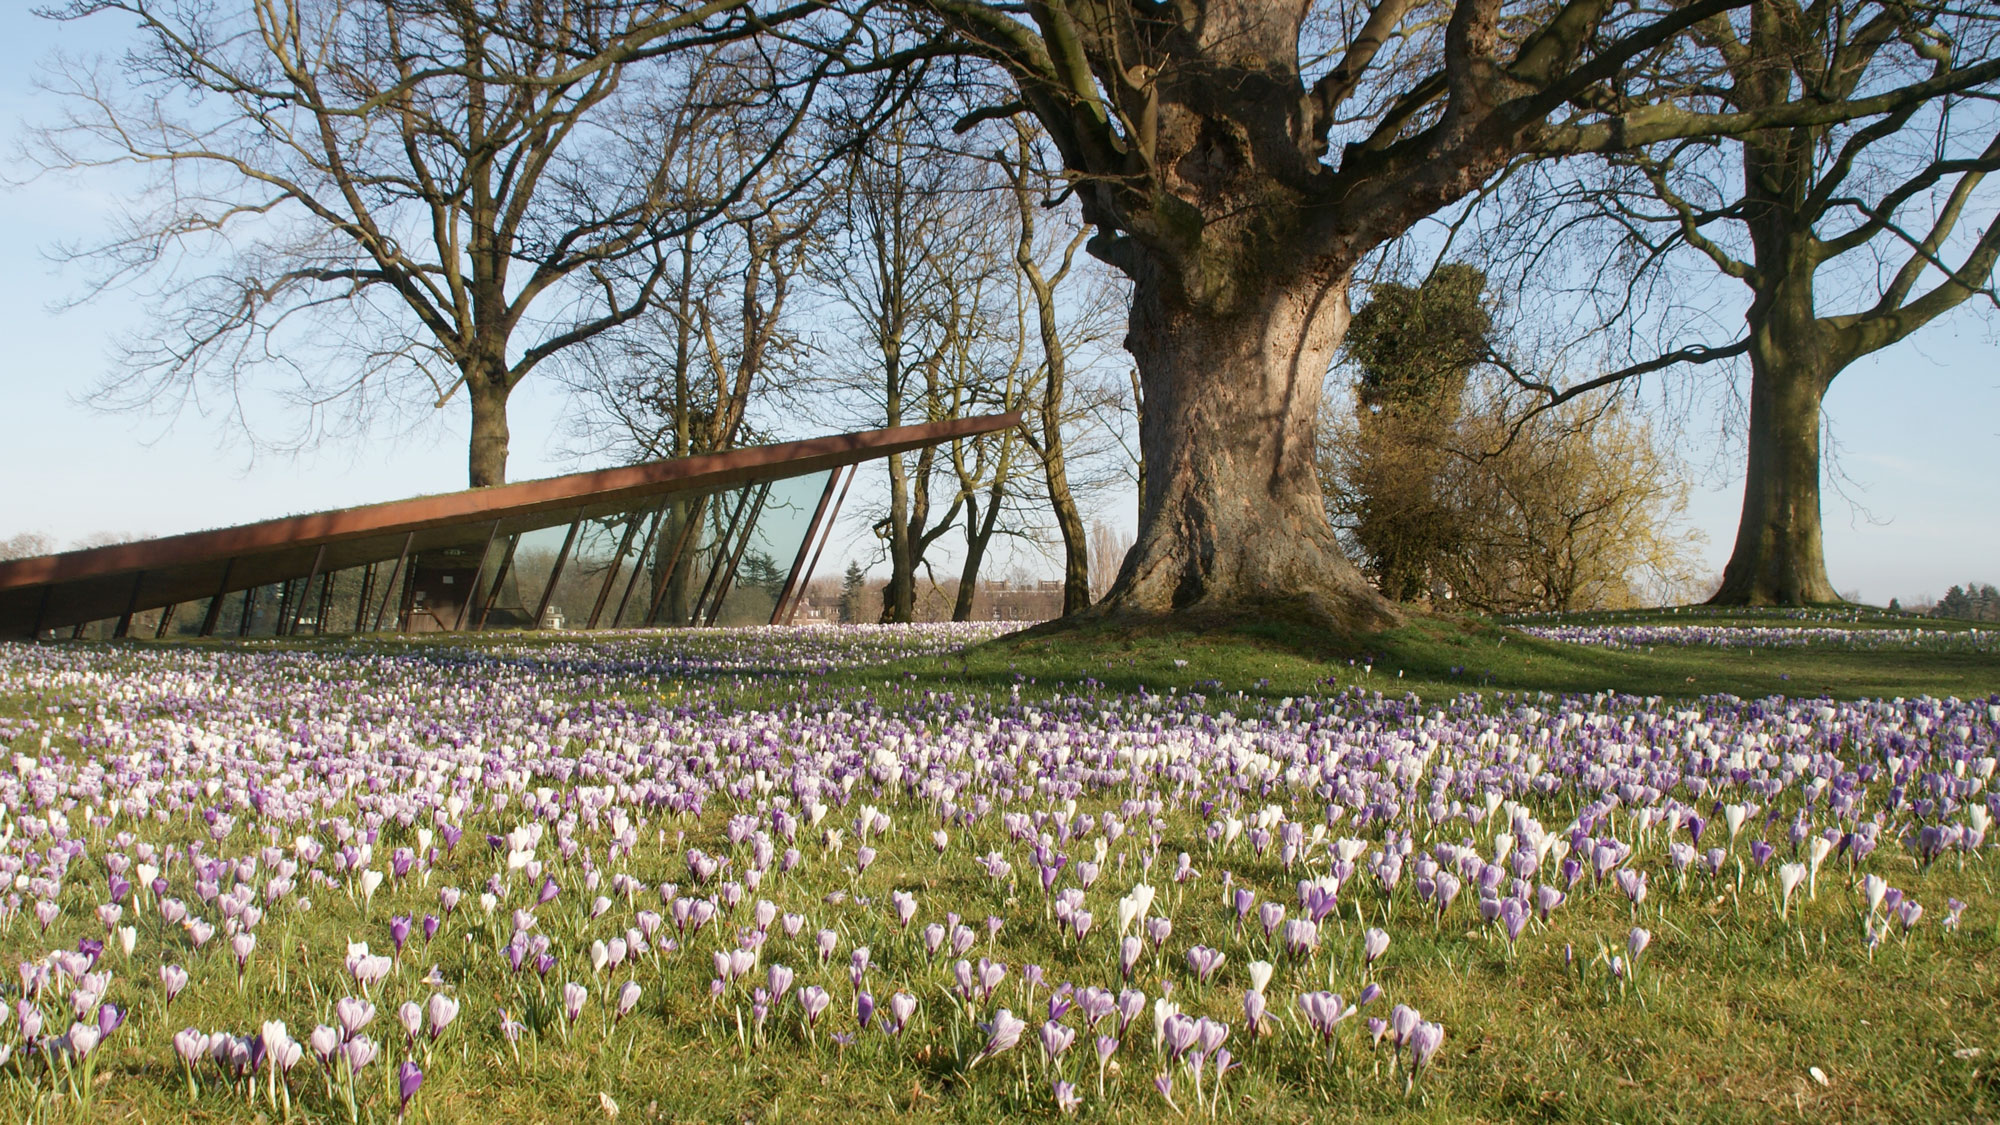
[
  {"x1": 563, "y1": 509, "x2": 648, "y2": 630},
  {"x1": 506, "y1": 518, "x2": 583, "y2": 630},
  {"x1": 167, "y1": 597, "x2": 214, "y2": 638},
  {"x1": 642, "y1": 491, "x2": 732, "y2": 628},
  {"x1": 711, "y1": 470, "x2": 831, "y2": 627}
]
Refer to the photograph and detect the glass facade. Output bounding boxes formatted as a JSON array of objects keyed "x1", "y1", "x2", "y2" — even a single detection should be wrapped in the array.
[
  {"x1": 1, "y1": 414, "x2": 1007, "y2": 641},
  {"x1": 117, "y1": 471, "x2": 842, "y2": 637}
]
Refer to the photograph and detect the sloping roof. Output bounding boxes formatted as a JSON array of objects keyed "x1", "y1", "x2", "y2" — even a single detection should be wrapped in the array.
[{"x1": 0, "y1": 414, "x2": 1018, "y2": 637}]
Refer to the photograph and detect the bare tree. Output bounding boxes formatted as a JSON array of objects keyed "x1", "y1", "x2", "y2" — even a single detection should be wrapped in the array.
[
  {"x1": 816, "y1": 114, "x2": 1002, "y2": 622},
  {"x1": 940, "y1": 259, "x2": 1038, "y2": 621},
  {"x1": 563, "y1": 120, "x2": 823, "y2": 466},
  {"x1": 27, "y1": 2, "x2": 846, "y2": 486},
  {"x1": 1087, "y1": 520, "x2": 1133, "y2": 601},
  {"x1": 998, "y1": 120, "x2": 1127, "y2": 616},
  {"x1": 0, "y1": 533, "x2": 59, "y2": 562},
  {"x1": 884, "y1": 0, "x2": 2000, "y2": 629},
  {"x1": 1631, "y1": 5, "x2": 2000, "y2": 605},
  {"x1": 558, "y1": 108, "x2": 824, "y2": 622},
  {"x1": 1474, "y1": 4, "x2": 2000, "y2": 605}
]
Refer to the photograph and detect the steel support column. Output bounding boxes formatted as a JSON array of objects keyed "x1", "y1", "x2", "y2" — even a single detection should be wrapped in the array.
[
  {"x1": 273, "y1": 579, "x2": 296, "y2": 638},
  {"x1": 312, "y1": 569, "x2": 335, "y2": 635},
  {"x1": 689, "y1": 488, "x2": 756, "y2": 626},
  {"x1": 643, "y1": 498, "x2": 706, "y2": 626},
  {"x1": 199, "y1": 559, "x2": 236, "y2": 637},
  {"x1": 372, "y1": 533, "x2": 415, "y2": 632},
  {"x1": 285, "y1": 545, "x2": 326, "y2": 637},
  {"x1": 684, "y1": 486, "x2": 752, "y2": 620},
  {"x1": 353, "y1": 563, "x2": 378, "y2": 634},
  {"x1": 772, "y1": 465, "x2": 850, "y2": 625},
  {"x1": 453, "y1": 520, "x2": 502, "y2": 632},
  {"x1": 113, "y1": 570, "x2": 146, "y2": 638},
  {"x1": 610, "y1": 501, "x2": 670, "y2": 629},
  {"x1": 586, "y1": 513, "x2": 646, "y2": 630},
  {"x1": 154, "y1": 602, "x2": 178, "y2": 639},
  {"x1": 702, "y1": 484, "x2": 770, "y2": 627},
  {"x1": 531, "y1": 513, "x2": 585, "y2": 630},
  {"x1": 475, "y1": 534, "x2": 520, "y2": 631}
]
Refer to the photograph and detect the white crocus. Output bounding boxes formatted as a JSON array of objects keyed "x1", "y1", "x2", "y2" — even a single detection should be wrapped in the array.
[{"x1": 1247, "y1": 960, "x2": 1273, "y2": 994}]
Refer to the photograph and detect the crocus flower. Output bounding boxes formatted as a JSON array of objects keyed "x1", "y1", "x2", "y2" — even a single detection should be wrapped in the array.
[
  {"x1": 1243, "y1": 989, "x2": 1268, "y2": 1035},
  {"x1": 174, "y1": 1027, "x2": 210, "y2": 1067},
  {"x1": 427, "y1": 994, "x2": 459, "y2": 1039},
  {"x1": 798, "y1": 985, "x2": 830, "y2": 1027},
  {"x1": 1410, "y1": 1021, "x2": 1445, "y2": 1074},
  {"x1": 1039, "y1": 1019, "x2": 1076, "y2": 1060},
  {"x1": 1777, "y1": 863, "x2": 1807, "y2": 919},
  {"x1": 562, "y1": 982, "x2": 587, "y2": 1023},
  {"x1": 1363, "y1": 927, "x2": 1390, "y2": 965},
  {"x1": 336, "y1": 996, "x2": 376, "y2": 1036},
  {"x1": 1628, "y1": 927, "x2": 1652, "y2": 962},
  {"x1": 231, "y1": 931, "x2": 257, "y2": 971},
  {"x1": 1863, "y1": 874, "x2": 1889, "y2": 915},
  {"x1": 398, "y1": 1060, "x2": 423, "y2": 1115},
  {"x1": 1247, "y1": 960, "x2": 1273, "y2": 993},
  {"x1": 342, "y1": 1035, "x2": 378, "y2": 1073},
  {"x1": 1389, "y1": 1004, "x2": 1420, "y2": 1047},
  {"x1": 973, "y1": 1008, "x2": 1025, "y2": 1065},
  {"x1": 1186, "y1": 945, "x2": 1225, "y2": 982},
  {"x1": 886, "y1": 991, "x2": 918, "y2": 1035}
]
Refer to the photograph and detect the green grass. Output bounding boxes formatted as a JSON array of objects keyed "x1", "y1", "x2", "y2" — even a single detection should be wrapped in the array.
[
  {"x1": 892, "y1": 609, "x2": 2000, "y2": 707},
  {"x1": 1, "y1": 609, "x2": 1996, "y2": 1124}
]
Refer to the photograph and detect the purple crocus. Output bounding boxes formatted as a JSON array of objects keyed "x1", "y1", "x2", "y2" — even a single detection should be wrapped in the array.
[
  {"x1": 973, "y1": 1008, "x2": 1025, "y2": 1065},
  {"x1": 1409, "y1": 1021, "x2": 1445, "y2": 1078},
  {"x1": 798, "y1": 985, "x2": 831, "y2": 1027},
  {"x1": 397, "y1": 1060, "x2": 423, "y2": 1116}
]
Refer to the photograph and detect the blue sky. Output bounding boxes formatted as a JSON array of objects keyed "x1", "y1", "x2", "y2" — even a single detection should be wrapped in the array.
[{"x1": 3, "y1": 7, "x2": 1996, "y2": 604}]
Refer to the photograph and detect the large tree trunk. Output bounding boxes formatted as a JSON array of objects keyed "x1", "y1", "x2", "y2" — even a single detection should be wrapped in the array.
[
  {"x1": 467, "y1": 370, "x2": 511, "y2": 488},
  {"x1": 1099, "y1": 267, "x2": 1398, "y2": 630},
  {"x1": 1709, "y1": 343, "x2": 1840, "y2": 605},
  {"x1": 1710, "y1": 116, "x2": 1842, "y2": 608}
]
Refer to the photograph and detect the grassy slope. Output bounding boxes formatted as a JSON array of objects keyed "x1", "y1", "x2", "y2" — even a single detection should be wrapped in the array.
[{"x1": 877, "y1": 608, "x2": 2000, "y2": 707}]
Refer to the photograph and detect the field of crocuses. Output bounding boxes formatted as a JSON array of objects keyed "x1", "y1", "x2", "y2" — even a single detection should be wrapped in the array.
[
  {"x1": 1, "y1": 622, "x2": 1997, "y2": 1122},
  {"x1": 1514, "y1": 623, "x2": 1998, "y2": 652}
]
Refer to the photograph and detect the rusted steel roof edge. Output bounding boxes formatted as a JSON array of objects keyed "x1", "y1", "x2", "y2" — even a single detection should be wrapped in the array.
[{"x1": 0, "y1": 413, "x2": 1020, "y2": 592}]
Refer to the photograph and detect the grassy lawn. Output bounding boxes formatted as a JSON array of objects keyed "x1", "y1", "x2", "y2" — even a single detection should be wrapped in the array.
[
  {"x1": 0, "y1": 609, "x2": 1993, "y2": 1124},
  {"x1": 915, "y1": 607, "x2": 2000, "y2": 706}
]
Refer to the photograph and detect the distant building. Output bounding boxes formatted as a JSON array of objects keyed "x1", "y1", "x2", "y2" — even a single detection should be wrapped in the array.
[{"x1": 980, "y1": 579, "x2": 1063, "y2": 622}]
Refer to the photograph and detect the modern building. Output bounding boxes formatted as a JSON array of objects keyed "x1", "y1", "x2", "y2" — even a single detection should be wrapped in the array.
[{"x1": 0, "y1": 415, "x2": 1017, "y2": 640}]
